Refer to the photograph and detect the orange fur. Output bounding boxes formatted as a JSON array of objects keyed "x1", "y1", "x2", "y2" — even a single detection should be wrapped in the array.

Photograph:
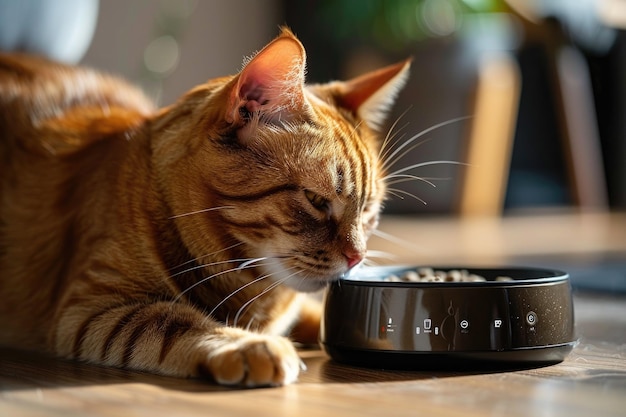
[{"x1": 0, "y1": 28, "x2": 409, "y2": 387}]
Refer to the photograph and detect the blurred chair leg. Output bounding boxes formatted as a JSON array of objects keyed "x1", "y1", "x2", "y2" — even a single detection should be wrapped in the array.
[
  {"x1": 458, "y1": 51, "x2": 521, "y2": 217},
  {"x1": 554, "y1": 46, "x2": 609, "y2": 210}
]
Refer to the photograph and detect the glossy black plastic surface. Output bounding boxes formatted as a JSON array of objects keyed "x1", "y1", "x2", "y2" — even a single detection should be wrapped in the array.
[{"x1": 321, "y1": 266, "x2": 576, "y2": 368}]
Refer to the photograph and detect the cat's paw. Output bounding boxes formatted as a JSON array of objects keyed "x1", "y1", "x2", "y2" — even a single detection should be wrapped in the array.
[{"x1": 199, "y1": 329, "x2": 303, "y2": 387}]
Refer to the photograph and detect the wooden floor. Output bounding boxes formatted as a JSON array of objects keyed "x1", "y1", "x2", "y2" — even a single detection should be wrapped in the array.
[{"x1": 2, "y1": 212, "x2": 625, "y2": 417}]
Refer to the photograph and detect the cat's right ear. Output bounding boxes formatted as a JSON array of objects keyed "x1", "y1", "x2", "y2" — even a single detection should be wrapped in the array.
[{"x1": 226, "y1": 29, "x2": 307, "y2": 138}]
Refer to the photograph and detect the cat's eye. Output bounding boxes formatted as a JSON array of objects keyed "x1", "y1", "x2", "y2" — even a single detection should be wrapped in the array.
[{"x1": 305, "y1": 190, "x2": 329, "y2": 211}]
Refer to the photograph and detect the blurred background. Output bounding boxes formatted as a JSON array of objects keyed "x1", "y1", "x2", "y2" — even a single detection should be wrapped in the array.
[{"x1": 2, "y1": 0, "x2": 625, "y2": 216}]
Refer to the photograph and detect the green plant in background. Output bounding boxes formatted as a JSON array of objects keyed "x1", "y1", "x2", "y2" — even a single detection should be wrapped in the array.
[{"x1": 317, "y1": 0, "x2": 505, "y2": 50}]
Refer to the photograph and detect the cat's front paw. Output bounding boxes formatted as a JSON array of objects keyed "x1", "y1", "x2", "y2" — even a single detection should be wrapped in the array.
[{"x1": 199, "y1": 329, "x2": 303, "y2": 387}]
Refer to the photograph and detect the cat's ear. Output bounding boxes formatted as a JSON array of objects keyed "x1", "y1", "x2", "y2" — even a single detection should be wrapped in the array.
[
  {"x1": 336, "y1": 60, "x2": 411, "y2": 130},
  {"x1": 226, "y1": 28, "x2": 307, "y2": 133}
]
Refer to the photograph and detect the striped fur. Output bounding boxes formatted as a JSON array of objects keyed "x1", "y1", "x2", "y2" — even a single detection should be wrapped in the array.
[{"x1": 0, "y1": 29, "x2": 410, "y2": 387}]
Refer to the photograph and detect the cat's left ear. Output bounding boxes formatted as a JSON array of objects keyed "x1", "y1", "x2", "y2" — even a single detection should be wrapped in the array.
[
  {"x1": 226, "y1": 28, "x2": 307, "y2": 134},
  {"x1": 336, "y1": 59, "x2": 411, "y2": 131}
]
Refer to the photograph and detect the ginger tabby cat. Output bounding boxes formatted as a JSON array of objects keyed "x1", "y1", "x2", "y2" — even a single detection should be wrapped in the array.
[{"x1": 0, "y1": 28, "x2": 410, "y2": 387}]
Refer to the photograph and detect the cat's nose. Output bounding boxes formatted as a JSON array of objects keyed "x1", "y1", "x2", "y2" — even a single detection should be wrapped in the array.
[{"x1": 343, "y1": 249, "x2": 363, "y2": 269}]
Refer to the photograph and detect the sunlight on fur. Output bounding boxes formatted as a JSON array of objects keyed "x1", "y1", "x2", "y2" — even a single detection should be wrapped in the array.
[{"x1": 0, "y1": 27, "x2": 421, "y2": 387}]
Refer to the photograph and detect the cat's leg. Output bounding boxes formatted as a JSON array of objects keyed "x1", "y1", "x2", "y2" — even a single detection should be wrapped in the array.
[
  {"x1": 289, "y1": 295, "x2": 322, "y2": 345},
  {"x1": 53, "y1": 300, "x2": 302, "y2": 387}
]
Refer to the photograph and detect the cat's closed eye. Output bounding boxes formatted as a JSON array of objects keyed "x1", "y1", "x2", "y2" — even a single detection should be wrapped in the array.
[{"x1": 304, "y1": 189, "x2": 329, "y2": 212}]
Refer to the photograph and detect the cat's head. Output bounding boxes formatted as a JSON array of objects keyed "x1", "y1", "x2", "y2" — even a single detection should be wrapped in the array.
[{"x1": 154, "y1": 28, "x2": 410, "y2": 292}]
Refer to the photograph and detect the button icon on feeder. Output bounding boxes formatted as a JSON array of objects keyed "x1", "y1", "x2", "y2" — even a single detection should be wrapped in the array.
[
  {"x1": 526, "y1": 311, "x2": 538, "y2": 326},
  {"x1": 424, "y1": 319, "x2": 432, "y2": 332},
  {"x1": 386, "y1": 317, "x2": 397, "y2": 333},
  {"x1": 460, "y1": 319, "x2": 470, "y2": 332},
  {"x1": 416, "y1": 319, "x2": 440, "y2": 336},
  {"x1": 494, "y1": 319, "x2": 503, "y2": 328}
]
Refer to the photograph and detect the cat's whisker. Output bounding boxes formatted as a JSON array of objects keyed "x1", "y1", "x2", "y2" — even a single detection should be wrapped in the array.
[
  {"x1": 386, "y1": 189, "x2": 408, "y2": 201},
  {"x1": 387, "y1": 187, "x2": 428, "y2": 205},
  {"x1": 173, "y1": 259, "x2": 279, "y2": 303},
  {"x1": 362, "y1": 258, "x2": 380, "y2": 267},
  {"x1": 167, "y1": 242, "x2": 244, "y2": 273},
  {"x1": 363, "y1": 259, "x2": 378, "y2": 266},
  {"x1": 237, "y1": 257, "x2": 269, "y2": 271},
  {"x1": 384, "y1": 174, "x2": 437, "y2": 188},
  {"x1": 371, "y1": 228, "x2": 424, "y2": 252},
  {"x1": 223, "y1": 313, "x2": 231, "y2": 328},
  {"x1": 385, "y1": 160, "x2": 470, "y2": 179},
  {"x1": 172, "y1": 267, "x2": 240, "y2": 304},
  {"x1": 380, "y1": 131, "x2": 408, "y2": 164},
  {"x1": 387, "y1": 175, "x2": 453, "y2": 183},
  {"x1": 380, "y1": 115, "x2": 472, "y2": 172},
  {"x1": 208, "y1": 271, "x2": 274, "y2": 318},
  {"x1": 168, "y1": 206, "x2": 235, "y2": 219},
  {"x1": 379, "y1": 106, "x2": 412, "y2": 161},
  {"x1": 381, "y1": 136, "x2": 435, "y2": 172},
  {"x1": 245, "y1": 317, "x2": 258, "y2": 333},
  {"x1": 207, "y1": 255, "x2": 298, "y2": 318},
  {"x1": 169, "y1": 257, "x2": 252, "y2": 279},
  {"x1": 171, "y1": 253, "x2": 285, "y2": 280},
  {"x1": 365, "y1": 249, "x2": 398, "y2": 261},
  {"x1": 233, "y1": 268, "x2": 301, "y2": 327}
]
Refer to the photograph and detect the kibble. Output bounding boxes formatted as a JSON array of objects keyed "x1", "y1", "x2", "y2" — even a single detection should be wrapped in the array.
[{"x1": 385, "y1": 268, "x2": 512, "y2": 283}]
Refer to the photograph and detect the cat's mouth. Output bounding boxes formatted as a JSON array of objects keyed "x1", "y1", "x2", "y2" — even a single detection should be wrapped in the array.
[
  {"x1": 276, "y1": 267, "x2": 345, "y2": 293},
  {"x1": 256, "y1": 256, "x2": 349, "y2": 293}
]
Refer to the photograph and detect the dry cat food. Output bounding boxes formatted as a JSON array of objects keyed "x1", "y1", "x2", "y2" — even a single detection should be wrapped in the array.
[{"x1": 385, "y1": 268, "x2": 513, "y2": 283}]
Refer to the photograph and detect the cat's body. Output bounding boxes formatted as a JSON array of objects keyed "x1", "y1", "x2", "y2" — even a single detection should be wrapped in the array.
[{"x1": 0, "y1": 29, "x2": 409, "y2": 386}]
